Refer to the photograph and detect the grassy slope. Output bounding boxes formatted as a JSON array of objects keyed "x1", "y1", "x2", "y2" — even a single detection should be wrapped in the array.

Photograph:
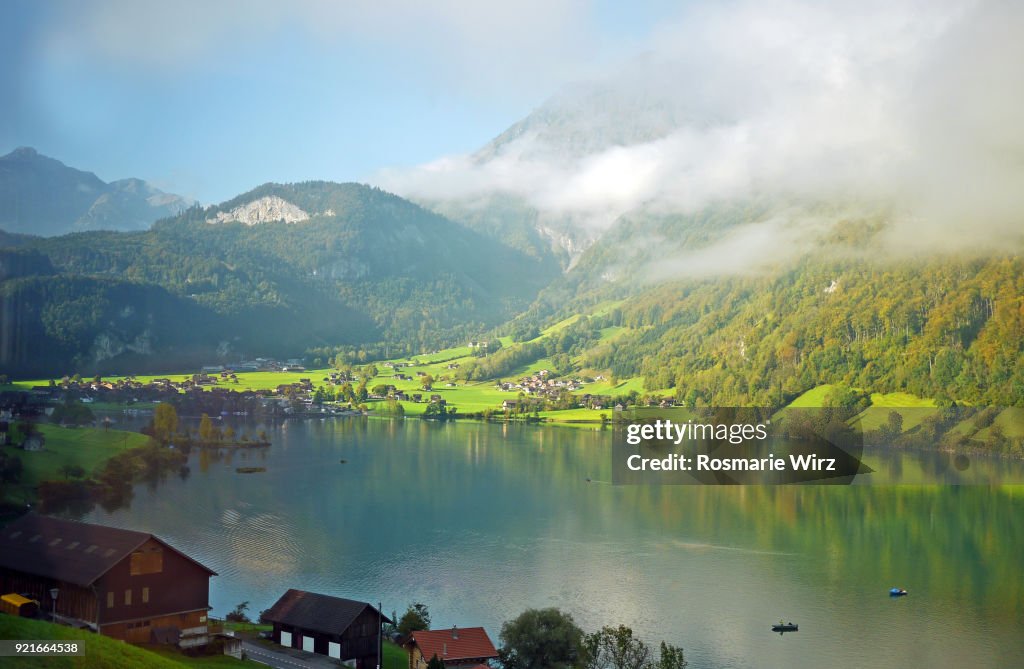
[
  {"x1": 16, "y1": 425, "x2": 150, "y2": 487},
  {"x1": 3, "y1": 302, "x2": 648, "y2": 423},
  {"x1": 0, "y1": 616, "x2": 257, "y2": 668},
  {"x1": 382, "y1": 640, "x2": 406, "y2": 669}
]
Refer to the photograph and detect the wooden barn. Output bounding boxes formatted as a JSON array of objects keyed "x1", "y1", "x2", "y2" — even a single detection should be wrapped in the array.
[
  {"x1": 263, "y1": 589, "x2": 390, "y2": 667},
  {"x1": 405, "y1": 627, "x2": 498, "y2": 669},
  {"x1": 0, "y1": 514, "x2": 216, "y2": 646}
]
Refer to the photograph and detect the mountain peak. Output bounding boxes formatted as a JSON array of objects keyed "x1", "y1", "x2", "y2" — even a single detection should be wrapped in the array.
[{"x1": 7, "y1": 146, "x2": 40, "y2": 159}]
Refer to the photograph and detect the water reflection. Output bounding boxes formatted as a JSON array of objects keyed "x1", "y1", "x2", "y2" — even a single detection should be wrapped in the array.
[{"x1": 80, "y1": 417, "x2": 1024, "y2": 669}]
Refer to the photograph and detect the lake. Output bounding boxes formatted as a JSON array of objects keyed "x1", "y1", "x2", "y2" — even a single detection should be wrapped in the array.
[{"x1": 82, "y1": 418, "x2": 1024, "y2": 668}]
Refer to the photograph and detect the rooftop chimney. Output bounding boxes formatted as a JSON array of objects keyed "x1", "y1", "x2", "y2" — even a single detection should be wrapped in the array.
[{"x1": 452, "y1": 625, "x2": 459, "y2": 640}]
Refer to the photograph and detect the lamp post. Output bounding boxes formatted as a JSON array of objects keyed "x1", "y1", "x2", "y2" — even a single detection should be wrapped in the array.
[{"x1": 49, "y1": 587, "x2": 59, "y2": 622}]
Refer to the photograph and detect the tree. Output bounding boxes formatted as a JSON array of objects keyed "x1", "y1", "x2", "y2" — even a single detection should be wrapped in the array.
[
  {"x1": 397, "y1": 603, "x2": 431, "y2": 636},
  {"x1": 421, "y1": 374, "x2": 434, "y2": 391},
  {"x1": 653, "y1": 642, "x2": 687, "y2": 669},
  {"x1": 51, "y1": 400, "x2": 95, "y2": 427},
  {"x1": 581, "y1": 626, "x2": 685, "y2": 669},
  {"x1": 0, "y1": 452, "x2": 23, "y2": 484},
  {"x1": 582, "y1": 626, "x2": 650, "y2": 669},
  {"x1": 199, "y1": 413, "x2": 215, "y2": 443},
  {"x1": 226, "y1": 601, "x2": 251, "y2": 623},
  {"x1": 59, "y1": 464, "x2": 86, "y2": 480},
  {"x1": 499, "y1": 608, "x2": 584, "y2": 669},
  {"x1": 426, "y1": 655, "x2": 445, "y2": 669},
  {"x1": 153, "y1": 403, "x2": 179, "y2": 443}
]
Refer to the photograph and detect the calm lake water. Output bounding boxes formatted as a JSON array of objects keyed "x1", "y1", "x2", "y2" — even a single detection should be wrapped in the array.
[{"x1": 82, "y1": 418, "x2": 1024, "y2": 668}]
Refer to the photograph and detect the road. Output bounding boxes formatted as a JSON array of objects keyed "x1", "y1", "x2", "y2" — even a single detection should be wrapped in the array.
[{"x1": 241, "y1": 639, "x2": 348, "y2": 669}]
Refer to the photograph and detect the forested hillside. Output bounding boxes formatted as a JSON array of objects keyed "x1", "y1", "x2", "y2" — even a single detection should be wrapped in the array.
[
  {"x1": 470, "y1": 196, "x2": 1022, "y2": 408},
  {"x1": 0, "y1": 181, "x2": 556, "y2": 376}
]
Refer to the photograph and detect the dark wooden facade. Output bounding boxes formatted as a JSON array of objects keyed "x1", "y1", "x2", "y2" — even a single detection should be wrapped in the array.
[
  {"x1": 274, "y1": 606, "x2": 382, "y2": 664},
  {"x1": 265, "y1": 589, "x2": 390, "y2": 668},
  {"x1": 0, "y1": 515, "x2": 216, "y2": 644}
]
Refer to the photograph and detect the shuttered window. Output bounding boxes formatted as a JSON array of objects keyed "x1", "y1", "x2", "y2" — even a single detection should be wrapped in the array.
[
  {"x1": 142, "y1": 587, "x2": 149, "y2": 603},
  {"x1": 106, "y1": 592, "x2": 114, "y2": 608},
  {"x1": 124, "y1": 589, "x2": 132, "y2": 606}
]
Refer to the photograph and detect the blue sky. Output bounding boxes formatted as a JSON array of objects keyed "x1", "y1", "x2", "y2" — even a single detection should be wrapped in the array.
[{"x1": 0, "y1": 0, "x2": 682, "y2": 203}]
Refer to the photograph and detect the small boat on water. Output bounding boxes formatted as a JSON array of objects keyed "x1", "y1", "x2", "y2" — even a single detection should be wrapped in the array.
[
  {"x1": 890, "y1": 587, "x2": 908, "y2": 597},
  {"x1": 772, "y1": 622, "x2": 799, "y2": 632}
]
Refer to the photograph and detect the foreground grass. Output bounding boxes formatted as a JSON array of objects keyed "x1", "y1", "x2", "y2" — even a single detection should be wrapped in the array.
[
  {"x1": 0, "y1": 616, "x2": 258, "y2": 668},
  {"x1": 382, "y1": 640, "x2": 406, "y2": 669}
]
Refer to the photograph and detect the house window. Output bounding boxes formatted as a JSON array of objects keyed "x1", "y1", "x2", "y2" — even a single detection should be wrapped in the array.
[
  {"x1": 124, "y1": 589, "x2": 132, "y2": 606},
  {"x1": 142, "y1": 587, "x2": 149, "y2": 603},
  {"x1": 107, "y1": 592, "x2": 114, "y2": 608}
]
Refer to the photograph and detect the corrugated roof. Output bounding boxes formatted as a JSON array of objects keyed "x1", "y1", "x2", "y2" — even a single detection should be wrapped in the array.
[
  {"x1": 410, "y1": 627, "x2": 498, "y2": 663},
  {"x1": 0, "y1": 514, "x2": 216, "y2": 586},
  {"x1": 263, "y1": 589, "x2": 392, "y2": 637}
]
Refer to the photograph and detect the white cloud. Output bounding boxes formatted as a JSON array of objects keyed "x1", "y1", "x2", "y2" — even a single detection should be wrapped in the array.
[
  {"x1": 376, "y1": 0, "x2": 1024, "y2": 258},
  {"x1": 41, "y1": 0, "x2": 605, "y2": 99}
]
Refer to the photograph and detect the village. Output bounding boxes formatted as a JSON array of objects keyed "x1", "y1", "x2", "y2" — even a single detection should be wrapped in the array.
[
  {"x1": 6, "y1": 352, "x2": 676, "y2": 426},
  {"x1": 0, "y1": 513, "x2": 506, "y2": 669}
]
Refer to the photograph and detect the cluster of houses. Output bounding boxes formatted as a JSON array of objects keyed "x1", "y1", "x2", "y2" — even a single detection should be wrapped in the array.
[
  {"x1": 18, "y1": 376, "x2": 348, "y2": 420},
  {"x1": 205, "y1": 358, "x2": 308, "y2": 373},
  {"x1": 0, "y1": 514, "x2": 500, "y2": 669},
  {"x1": 495, "y1": 370, "x2": 584, "y2": 398}
]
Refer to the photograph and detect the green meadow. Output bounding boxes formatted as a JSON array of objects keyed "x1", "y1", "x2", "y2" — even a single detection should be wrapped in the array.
[{"x1": 12, "y1": 424, "x2": 150, "y2": 488}]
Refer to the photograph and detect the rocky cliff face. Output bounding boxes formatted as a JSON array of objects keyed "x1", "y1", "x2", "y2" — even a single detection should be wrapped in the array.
[{"x1": 208, "y1": 195, "x2": 311, "y2": 225}]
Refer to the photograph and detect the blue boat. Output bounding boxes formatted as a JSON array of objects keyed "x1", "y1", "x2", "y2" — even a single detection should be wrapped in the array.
[{"x1": 890, "y1": 587, "x2": 908, "y2": 597}]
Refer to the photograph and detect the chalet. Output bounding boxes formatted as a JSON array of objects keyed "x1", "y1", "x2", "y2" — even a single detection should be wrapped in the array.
[
  {"x1": 0, "y1": 515, "x2": 216, "y2": 646},
  {"x1": 412, "y1": 394, "x2": 423, "y2": 402},
  {"x1": 263, "y1": 589, "x2": 390, "y2": 667},
  {"x1": 405, "y1": 626, "x2": 498, "y2": 669},
  {"x1": 501, "y1": 400, "x2": 518, "y2": 410}
]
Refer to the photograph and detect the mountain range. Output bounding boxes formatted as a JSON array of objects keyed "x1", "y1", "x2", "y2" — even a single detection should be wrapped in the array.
[
  {"x1": 0, "y1": 178, "x2": 556, "y2": 376},
  {"x1": 1, "y1": 91, "x2": 1022, "y2": 409},
  {"x1": 0, "y1": 147, "x2": 194, "y2": 236}
]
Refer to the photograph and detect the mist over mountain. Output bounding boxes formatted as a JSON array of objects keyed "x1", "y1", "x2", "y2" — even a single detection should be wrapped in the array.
[
  {"x1": 380, "y1": 0, "x2": 1024, "y2": 274},
  {"x1": 0, "y1": 147, "x2": 194, "y2": 236}
]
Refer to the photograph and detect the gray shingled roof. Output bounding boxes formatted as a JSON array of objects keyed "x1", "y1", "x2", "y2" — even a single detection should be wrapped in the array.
[
  {"x1": 263, "y1": 589, "x2": 391, "y2": 636},
  {"x1": 0, "y1": 514, "x2": 216, "y2": 586}
]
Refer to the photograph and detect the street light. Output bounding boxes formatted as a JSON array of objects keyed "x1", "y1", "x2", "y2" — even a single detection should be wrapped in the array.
[{"x1": 49, "y1": 588, "x2": 59, "y2": 622}]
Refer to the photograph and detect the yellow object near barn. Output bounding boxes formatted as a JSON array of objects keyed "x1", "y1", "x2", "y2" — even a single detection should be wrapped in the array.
[{"x1": 1, "y1": 593, "x2": 40, "y2": 617}]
